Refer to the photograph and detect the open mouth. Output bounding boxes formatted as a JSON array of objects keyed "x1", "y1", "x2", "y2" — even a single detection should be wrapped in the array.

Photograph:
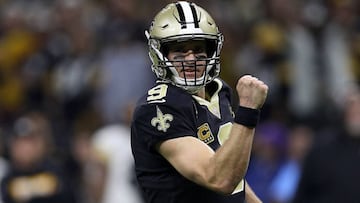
[{"x1": 181, "y1": 68, "x2": 202, "y2": 78}]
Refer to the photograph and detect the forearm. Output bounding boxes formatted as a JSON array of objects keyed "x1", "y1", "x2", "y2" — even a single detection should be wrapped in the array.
[
  {"x1": 207, "y1": 74, "x2": 268, "y2": 194},
  {"x1": 207, "y1": 123, "x2": 255, "y2": 194},
  {"x1": 245, "y1": 181, "x2": 262, "y2": 203}
]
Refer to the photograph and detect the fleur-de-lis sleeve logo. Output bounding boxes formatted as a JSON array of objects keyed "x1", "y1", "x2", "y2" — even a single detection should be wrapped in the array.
[{"x1": 151, "y1": 106, "x2": 174, "y2": 132}]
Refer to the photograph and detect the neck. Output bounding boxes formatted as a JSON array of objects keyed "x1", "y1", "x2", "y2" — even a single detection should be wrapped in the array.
[{"x1": 196, "y1": 87, "x2": 206, "y2": 99}]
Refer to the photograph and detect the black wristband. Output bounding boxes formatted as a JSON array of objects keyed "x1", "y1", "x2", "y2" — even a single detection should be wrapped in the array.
[{"x1": 233, "y1": 106, "x2": 260, "y2": 128}]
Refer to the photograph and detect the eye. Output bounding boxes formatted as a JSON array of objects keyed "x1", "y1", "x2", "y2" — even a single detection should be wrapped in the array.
[
  {"x1": 195, "y1": 54, "x2": 207, "y2": 60},
  {"x1": 193, "y1": 46, "x2": 207, "y2": 59},
  {"x1": 173, "y1": 55, "x2": 185, "y2": 60}
]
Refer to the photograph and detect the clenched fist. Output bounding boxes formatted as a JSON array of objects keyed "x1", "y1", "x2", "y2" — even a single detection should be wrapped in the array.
[{"x1": 236, "y1": 75, "x2": 268, "y2": 109}]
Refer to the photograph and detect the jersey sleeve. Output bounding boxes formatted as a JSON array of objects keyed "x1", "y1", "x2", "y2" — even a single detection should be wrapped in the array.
[{"x1": 132, "y1": 102, "x2": 196, "y2": 150}]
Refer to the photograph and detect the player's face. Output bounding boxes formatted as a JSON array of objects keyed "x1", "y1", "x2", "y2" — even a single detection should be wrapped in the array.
[{"x1": 167, "y1": 40, "x2": 207, "y2": 79}]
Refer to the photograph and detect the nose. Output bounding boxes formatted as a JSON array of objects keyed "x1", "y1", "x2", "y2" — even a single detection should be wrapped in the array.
[{"x1": 184, "y1": 50, "x2": 197, "y2": 60}]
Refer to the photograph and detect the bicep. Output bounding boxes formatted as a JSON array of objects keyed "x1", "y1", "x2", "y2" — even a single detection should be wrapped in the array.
[{"x1": 156, "y1": 136, "x2": 215, "y2": 186}]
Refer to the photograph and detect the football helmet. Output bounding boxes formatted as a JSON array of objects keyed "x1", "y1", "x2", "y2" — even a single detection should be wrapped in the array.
[{"x1": 146, "y1": 1, "x2": 224, "y2": 93}]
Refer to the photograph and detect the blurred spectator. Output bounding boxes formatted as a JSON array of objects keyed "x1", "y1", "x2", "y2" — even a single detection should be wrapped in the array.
[
  {"x1": 233, "y1": 0, "x2": 320, "y2": 122},
  {"x1": 95, "y1": 0, "x2": 154, "y2": 124},
  {"x1": 268, "y1": 124, "x2": 314, "y2": 203},
  {"x1": 86, "y1": 104, "x2": 144, "y2": 203},
  {"x1": 90, "y1": 126, "x2": 144, "y2": 203},
  {"x1": 0, "y1": 2, "x2": 40, "y2": 122},
  {"x1": 246, "y1": 121, "x2": 288, "y2": 203},
  {"x1": 0, "y1": 130, "x2": 8, "y2": 203},
  {"x1": 19, "y1": 0, "x2": 103, "y2": 158},
  {"x1": 349, "y1": 25, "x2": 360, "y2": 84},
  {"x1": 70, "y1": 131, "x2": 98, "y2": 203},
  {"x1": 50, "y1": 13, "x2": 99, "y2": 125},
  {"x1": 284, "y1": 0, "x2": 320, "y2": 121},
  {"x1": 233, "y1": 16, "x2": 289, "y2": 110},
  {"x1": 321, "y1": 0, "x2": 358, "y2": 109},
  {"x1": 294, "y1": 86, "x2": 360, "y2": 203},
  {"x1": 0, "y1": 111, "x2": 76, "y2": 203}
]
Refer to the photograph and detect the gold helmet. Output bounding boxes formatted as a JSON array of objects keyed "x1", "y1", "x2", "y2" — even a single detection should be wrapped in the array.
[{"x1": 146, "y1": 1, "x2": 224, "y2": 93}]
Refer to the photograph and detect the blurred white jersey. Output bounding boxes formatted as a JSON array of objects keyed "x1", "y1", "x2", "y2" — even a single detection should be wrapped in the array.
[{"x1": 92, "y1": 124, "x2": 143, "y2": 203}]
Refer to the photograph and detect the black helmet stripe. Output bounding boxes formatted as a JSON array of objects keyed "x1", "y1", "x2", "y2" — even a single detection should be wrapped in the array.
[
  {"x1": 190, "y1": 3, "x2": 199, "y2": 28},
  {"x1": 175, "y1": 2, "x2": 187, "y2": 29}
]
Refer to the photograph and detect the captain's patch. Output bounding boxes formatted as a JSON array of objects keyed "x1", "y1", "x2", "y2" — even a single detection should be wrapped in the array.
[{"x1": 197, "y1": 123, "x2": 214, "y2": 144}]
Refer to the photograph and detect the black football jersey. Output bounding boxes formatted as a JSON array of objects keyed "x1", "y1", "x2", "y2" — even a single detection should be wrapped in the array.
[{"x1": 131, "y1": 78, "x2": 245, "y2": 203}]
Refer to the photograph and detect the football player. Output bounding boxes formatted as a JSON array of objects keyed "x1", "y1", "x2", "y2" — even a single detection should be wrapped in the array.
[{"x1": 131, "y1": 1, "x2": 268, "y2": 203}]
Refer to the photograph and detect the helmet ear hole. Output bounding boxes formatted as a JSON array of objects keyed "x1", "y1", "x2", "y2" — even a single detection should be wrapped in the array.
[{"x1": 157, "y1": 67, "x2": 167, "y2": 79}]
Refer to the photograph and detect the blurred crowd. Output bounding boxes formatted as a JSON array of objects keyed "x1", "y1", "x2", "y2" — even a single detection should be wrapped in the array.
[{"x1": 0, "y1": 0, "x2": 359, "y2": 203}]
